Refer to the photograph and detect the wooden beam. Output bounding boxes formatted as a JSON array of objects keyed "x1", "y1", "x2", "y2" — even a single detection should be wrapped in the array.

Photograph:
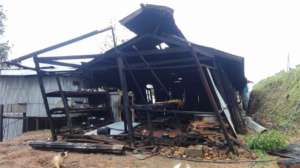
[
  {"x1": 126, "y1": 64, "x2": 197, "y2": 70},
  {"x1": 112, "y1": 28, "x2": 134, "y2": 144},
  {"x1": 190, "y1": 46, "x2": 236, "y2": 153},
  {"x1": 11, "y1": 26, "x2": 112, "y2": 62},
  {"x1": 33, "y1": 55, "x2": 57, "y2": 141},
  {"x1": 126, "y1": 63, "x2": 215, "y2": 71},
  {"x1": 122, "y1": 47, "x2": 189, "y2": 58},
  {"x1": 38, "y1": 54, "x2": 102, "y2": 61},
  {"x1": 127, "y1": 56, "x2": 209, "y2": 66},
  {"x1": 38, "y1": 59, "x2": 80, "y2": 68},
  {"x1": 88, "y1": 65, "x2": 118, "y2": 71},
  {"x1": 29, "y1": 141, "x2": 124, "y2": 154},
  {"x1": 132, "y1": 46, "x2": 170, "y2": 98}
]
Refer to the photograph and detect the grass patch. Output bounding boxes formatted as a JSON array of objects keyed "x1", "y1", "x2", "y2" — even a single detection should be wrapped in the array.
[
  {"x1": 246, "y1": 130, "x2": 288, "y2": 152},
  {"x1": 249, "y1": 66, "x2": 300, "y2": 132}
]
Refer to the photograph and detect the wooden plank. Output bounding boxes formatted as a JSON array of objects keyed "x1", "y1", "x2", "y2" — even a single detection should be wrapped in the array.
[
  {"x1": 29, "y1": 141, "x2": 124, "y2": 154},
  {"x1": 38, "y1": 54, "x2": 102, "y2": 60}
]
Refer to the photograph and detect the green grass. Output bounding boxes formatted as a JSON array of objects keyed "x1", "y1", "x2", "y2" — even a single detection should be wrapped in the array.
[
  {"x1": 249, "y1": 65, "x2": 300, "y2": 132},
  {"x1": 245, "y1": 130, "x2": 288, "y2": 152}
]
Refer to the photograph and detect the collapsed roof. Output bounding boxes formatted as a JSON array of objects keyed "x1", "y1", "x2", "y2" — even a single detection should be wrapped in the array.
[
  {"x1": 6, "y1": 4, "x2": 248, "y2": 148},
  {"x1": 78, "y1": 4, "x2": 246, "y2": 91}
]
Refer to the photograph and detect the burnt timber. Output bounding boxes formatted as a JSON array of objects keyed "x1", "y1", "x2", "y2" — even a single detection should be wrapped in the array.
[{"x1": 7, "y1": 4, "x2": 248, "y2": 153}]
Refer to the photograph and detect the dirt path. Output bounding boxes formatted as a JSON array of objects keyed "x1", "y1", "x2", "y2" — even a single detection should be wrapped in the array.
[{"x1": 0, "y1": 131, "x2": 278, "y2": 168}]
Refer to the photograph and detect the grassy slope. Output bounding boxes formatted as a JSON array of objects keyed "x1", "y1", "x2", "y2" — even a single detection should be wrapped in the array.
[{"x1": 249, "y1": 66, "x2": 300, "y2": 132}]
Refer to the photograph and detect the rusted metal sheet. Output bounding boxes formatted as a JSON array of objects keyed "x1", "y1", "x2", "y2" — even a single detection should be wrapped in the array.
[{"x1": 206, "y1": 68, "x2": 237, "y2": 136}]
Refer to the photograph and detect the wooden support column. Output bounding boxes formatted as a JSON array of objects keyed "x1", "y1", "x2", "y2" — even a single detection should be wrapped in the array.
[
  {"x1": 33, "y1": 55, "x2": 57, "y2": 141},
  {"x1": 22, "y1": 112, "x2": 27, "y2": 133},
  {"x1": 124, "y1": 60, "x2": 153, "y2": 138},
  {"x1": 0, "y1": 105, "x2": 3, "y2": 142},
  {"x1": 117, "y1": 56, "x2": 134, "y2": 144},
  {"x1": 190, "y1": 46, "x2": 235, "y2": 153},
  {"x1": 112, "y1": 27, "x2": 134, "y2": 144}
]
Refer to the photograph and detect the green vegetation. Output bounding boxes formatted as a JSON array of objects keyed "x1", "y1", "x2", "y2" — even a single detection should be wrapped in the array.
[
  {"x1": 249, "y1": 66, "x2": 300, "y2": 132},
  {"x1": 0, "y1": 5, "x2": 9, "y2": 64},
  {"x1": 246, "y1": 130, "x2": 288, "y2": 152}
]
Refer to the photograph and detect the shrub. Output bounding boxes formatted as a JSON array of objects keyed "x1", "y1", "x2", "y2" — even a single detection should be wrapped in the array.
[{"x1": 246, "y1": 130, "x2": 288, "y2": 152}]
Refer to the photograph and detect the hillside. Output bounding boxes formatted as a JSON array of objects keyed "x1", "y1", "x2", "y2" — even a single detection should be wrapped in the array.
[{"x1": 249, "y1": 66, "x2": 300, "y2": 132}]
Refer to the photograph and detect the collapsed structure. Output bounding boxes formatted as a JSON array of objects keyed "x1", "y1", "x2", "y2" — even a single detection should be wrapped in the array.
[{"x1": 5, "y1": 4, "x2": 249, "y2": 156}]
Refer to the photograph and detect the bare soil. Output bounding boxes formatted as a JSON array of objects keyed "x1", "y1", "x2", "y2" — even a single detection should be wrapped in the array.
[{"x1": 0, "y1": 130, "x2": 278, "y2": 168}]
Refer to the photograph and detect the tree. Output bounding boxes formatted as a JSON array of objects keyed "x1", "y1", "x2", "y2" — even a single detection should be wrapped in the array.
[{"x1": 0, "y1": 5, "x2": 9, "y2": 64}]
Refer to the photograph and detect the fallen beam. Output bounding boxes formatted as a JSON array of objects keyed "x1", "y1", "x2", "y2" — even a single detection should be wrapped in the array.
[{"x1": 29, "y1": 140, "x2": 125, "y2": 154}]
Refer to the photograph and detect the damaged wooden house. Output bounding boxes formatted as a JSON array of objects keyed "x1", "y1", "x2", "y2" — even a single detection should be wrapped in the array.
[{"x1": 5, "y1": 4, "x2": 249, "y2": 155}]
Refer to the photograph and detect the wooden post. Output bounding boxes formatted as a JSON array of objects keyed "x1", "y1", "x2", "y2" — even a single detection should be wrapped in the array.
[
  {"x1": 111, "y1": 27, "x2": 134, "y2": 143},
  {"x1": 33, "y1": 55, "x2": 57, "y2": 141},
  {"x1": 124, "y1": 60, "x2": 153, "y2": 138},
  {"x1": 22, "y1": 112, "x2": 27, "y2": 133},
  {"x1": 117, "y1": 56, "x2": 134, "y2": 144},
  {"x1": 190, "y1": 46, "x2": 235, "y2": 153},
  {"x1": 0, "y1": 105, "x2": 3, "y2": 142},
  {"x1": 35, "y1": 118, "x2": 39, "y2": 130}
]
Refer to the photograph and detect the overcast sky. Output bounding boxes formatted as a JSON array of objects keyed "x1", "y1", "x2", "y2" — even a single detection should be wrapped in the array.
[{"x1": 2, "y1": 0, "x2": 300, "y2": 82}]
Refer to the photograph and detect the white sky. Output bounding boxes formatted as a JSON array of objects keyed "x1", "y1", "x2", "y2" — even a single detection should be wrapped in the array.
[{"x1": 2, "y1": 0, "x2": 300, "y2": 82}]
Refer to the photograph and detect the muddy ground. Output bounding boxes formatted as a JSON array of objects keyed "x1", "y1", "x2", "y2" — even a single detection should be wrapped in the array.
[{"x1": 0, "y1": 130, "x2": 278, "y2": 168}]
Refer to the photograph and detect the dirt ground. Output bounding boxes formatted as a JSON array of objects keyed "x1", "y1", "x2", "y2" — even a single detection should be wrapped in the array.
[{"x1": 0, "y1": 130, "x2": 279, "y2": 168}]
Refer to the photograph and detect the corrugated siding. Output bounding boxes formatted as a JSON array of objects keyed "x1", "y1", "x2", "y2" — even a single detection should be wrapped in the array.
[
  {"x1": 2, "y1": 118, "x2": 23, "y2": 141},
  {"x1": 0, "y1": 76, "x2": 80, "y2": 117}
]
